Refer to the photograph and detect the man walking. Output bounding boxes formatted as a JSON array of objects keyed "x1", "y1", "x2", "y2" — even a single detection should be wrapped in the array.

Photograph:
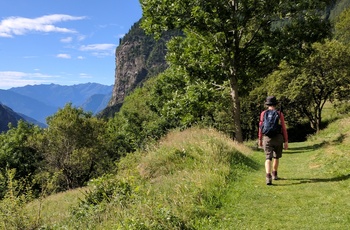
[{"x1": 258, "y1": 96, "x2": 288, "y2": 185}]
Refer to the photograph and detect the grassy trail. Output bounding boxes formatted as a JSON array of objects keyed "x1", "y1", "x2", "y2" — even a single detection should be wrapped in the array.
[{"x1": 208, "y1": 141, "x2": 350, "y2": 230}]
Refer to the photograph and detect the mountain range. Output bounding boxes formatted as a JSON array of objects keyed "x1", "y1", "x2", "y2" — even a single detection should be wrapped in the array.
[{"x1": 0, "y1": 83, "x2": 113, "y2": 132}]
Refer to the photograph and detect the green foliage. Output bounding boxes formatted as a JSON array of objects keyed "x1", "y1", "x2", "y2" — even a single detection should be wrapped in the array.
[
  {"x1": 149, "y1": 68, "x2": 235, "y2": 137},
  {"x1": 67, "y1": 175, "x2": 134, "y2": 229},
  {"x1": 140, "y1": 0, "x2": 332, "y2": 142},
  {"x1": 329, "y1": 0, "x2": 350, "y2": 22},
  {"x1": 105, "y1": 67, "x2": 235, "y2": 153},
  {"x1": 39, "y1": 103, "x2": 109, "y2": 190},
  {"x1": 0, "y1": 121, "x2": 42, "y2": 198},
  {"x1": 106, "y1": 80, "x2": 168, "y2": 153},
  {"x1": 41, "y1": 128, "x2": 256, "y2": 229},
  {"x1": 265, "y1": 39, "x2": 350, "y2": 132},
  {"x1": 334, "y1": 5, "x2": 350, "y2": 43},
  {"x1": 0, "y1": 169, "x2": 38, "y2": 230},
  {"x1": 22, "y1": 115, "x2": 350, "y2": 229},
  {"x1": 166, "y1": 33, "x2": 225, "y2": 83}
]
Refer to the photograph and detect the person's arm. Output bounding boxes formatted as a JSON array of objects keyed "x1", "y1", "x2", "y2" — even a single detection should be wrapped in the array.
[
  {"x1": 279, "y1": 112, "x2": 288, "y2": 149},
  {"x1": 258, "y1": 111, "x2": 265, "y2": 146}
]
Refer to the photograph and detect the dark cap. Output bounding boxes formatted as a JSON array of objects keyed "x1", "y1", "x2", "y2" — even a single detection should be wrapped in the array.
[{"x1": 265, "y1": 96, "x2": 278, "y2": 106}]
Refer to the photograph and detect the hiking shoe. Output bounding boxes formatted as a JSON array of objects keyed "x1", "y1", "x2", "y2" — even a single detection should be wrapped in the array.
[
  {"x1": 266, "y1": 176, "x2": 272, "y2": 185},
  {"x1": 272, "y1": 171, "x2": 278, "y2": 180}
]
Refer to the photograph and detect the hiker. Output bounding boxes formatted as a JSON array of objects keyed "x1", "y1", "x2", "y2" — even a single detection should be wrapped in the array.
[{"x1": 258, "y1": 96, "x2": 288, "y2": 185}]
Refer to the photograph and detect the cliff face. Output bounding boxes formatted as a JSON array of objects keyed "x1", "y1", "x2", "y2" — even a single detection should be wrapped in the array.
[
  {"x1": 109, "y1": 40, "x2": 148, "y2": 106},
  {"x1": 100, "y1": 20, "x2": 179, "y2": 117}
]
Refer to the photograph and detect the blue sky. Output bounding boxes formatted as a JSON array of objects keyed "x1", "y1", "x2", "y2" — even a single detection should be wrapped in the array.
[{"x1": 0, "y1": 0, "x2": 142, "y2": 89}]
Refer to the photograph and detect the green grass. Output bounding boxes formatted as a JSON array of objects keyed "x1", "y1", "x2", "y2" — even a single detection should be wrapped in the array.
[
  {"x1": 27, "y1": 188, "x2": 87, "y2": 227},
  {"x1": 16, "y1": 117, "x2": 350, "y2": 229},
  {"x1": 205, "y1": 117, "x2": 350, "y2": 230}
]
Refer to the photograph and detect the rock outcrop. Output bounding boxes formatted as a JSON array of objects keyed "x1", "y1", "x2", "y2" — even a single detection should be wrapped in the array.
[{"x1": 100, "y1": 20, "x2": 179, "y2": 117}]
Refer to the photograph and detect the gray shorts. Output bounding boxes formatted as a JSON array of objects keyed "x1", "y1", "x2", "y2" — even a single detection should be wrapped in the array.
[{"x1": 263, "y1": 134, "x2": 284, "y2": 160}]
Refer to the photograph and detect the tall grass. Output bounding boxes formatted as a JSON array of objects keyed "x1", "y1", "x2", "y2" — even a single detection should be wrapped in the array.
[
  {"x1": 31, "y1": 127, "x2": 256, "y2": 229},
  {"x1": 307, "y1": 116, "x2": 350, "y2": 177},
  {"x1": 17, "y1": 114, "x2": 350, "y2": 229}
]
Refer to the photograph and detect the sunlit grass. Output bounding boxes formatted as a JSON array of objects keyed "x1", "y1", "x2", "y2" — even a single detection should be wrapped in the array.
[
  {"x1": 21, "y1": 115, "x2": 350, "y2": 229},
  {"x1": 205, "y1": 116, "x2": 350, "y2": 230},
  {"x1": 26, "y1": 188, "x2": 87, "y2": 227},
  {"x1": 25, "y1": 127, "x2": 255, "y2": 229}
]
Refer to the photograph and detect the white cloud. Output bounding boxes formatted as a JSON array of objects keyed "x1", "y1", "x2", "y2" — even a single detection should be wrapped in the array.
[
  {"x1": 60, "y1": 36, "x2": 73, "y2": 43},
  {"x1": 79, "y1": 43, "x2": 115, "y2": 57},
  {"x1": 77, "y1": 56, "x2": 85, "y2": 60},
  {"x1": 79, "y1": 73, "x2": 92, "y2": 79},
  {"x1": 0, "y1": 14, "x2": 86, "y2": 37},
  {"x1": 77, "y1": 35, "x2": 86, "y2": 41},
  {"x1": 79, "y1": 44, "x2": 115, "y2": 51},
  {"x1": 56, "y1": 53, "x2": 71, "y2": 59},
  {"x1": 0, "y1": 71, "x2": 56, "y2": 89}
]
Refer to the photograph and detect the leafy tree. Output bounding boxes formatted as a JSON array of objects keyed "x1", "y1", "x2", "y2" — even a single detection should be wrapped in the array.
[
  {"x1": 329, "y1": 0, "x2": 350, "y2": 22},
  {"x1": 266, "y1": 40, "x2": 350, "y2": 132},
  {"x1": 149, "y1": 67, "x2": 235, "y2": 136},
  {"x1": 0, "y1": 121, "x2": 42, "y2": 198},
  {"x1": 334, "y1": 6, "x2": 350, "y2": 44},
  {"x1": 106, "y1": 78, "x2": 169, "y2": 153},
  {"x1": 140, "y1": 0, "x2": 331, "y2": 142},
  {"x1": 40, "y1": 104, "x2": 108, "y2": 190}
]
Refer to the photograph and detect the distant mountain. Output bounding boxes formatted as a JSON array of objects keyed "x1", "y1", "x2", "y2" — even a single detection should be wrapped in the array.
[
  {"x1": 1, "y1": 83, "x2": 113, "y2": 123},
  {"x1": 0, "y1": 103, "x2": 24, "y2": 132},
  {"x1": 9, "y1": 83, "x2": 113, "y2": 108},
  {"x1": 81, "y1": 92, "x2": 112, "y2": 114},
  {"x1": 0, "y1": 90, "x2": 58, "y2": 124},
  {"x1": 17, "y1": 113, "x2": 47, "y2": 128}
]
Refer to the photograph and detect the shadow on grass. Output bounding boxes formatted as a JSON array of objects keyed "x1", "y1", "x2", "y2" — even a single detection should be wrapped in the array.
[
  {"x1": 231, "y1": 151, "x2": 261, "y2": 171},
  {"x1": 285, "y1": 142, "x2": 326, "y2": 154},
  {"x1": 274, "y1": 173, "x2": 350, "y2": 186},
  {"x1": 286, "y1": 133, "x2": 346, "y2": 154}
]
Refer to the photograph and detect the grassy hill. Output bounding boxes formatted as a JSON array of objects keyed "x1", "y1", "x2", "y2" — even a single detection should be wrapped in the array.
[{"x1": 2, "y1": 116, "x2": 350, "y2": 229}]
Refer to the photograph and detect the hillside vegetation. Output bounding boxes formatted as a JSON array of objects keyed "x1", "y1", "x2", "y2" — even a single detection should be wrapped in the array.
[
  {"x1": 2, "y1": 1, "x2": 350, "y2": 229},
  {"x1": 1, "y1": 115, "x2": 347, "y2": 229}
]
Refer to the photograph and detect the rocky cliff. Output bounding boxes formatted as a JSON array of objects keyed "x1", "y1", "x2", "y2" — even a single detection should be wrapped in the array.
[{"x1": 100, "y1": 20, "x2": 180, "y2": 117}]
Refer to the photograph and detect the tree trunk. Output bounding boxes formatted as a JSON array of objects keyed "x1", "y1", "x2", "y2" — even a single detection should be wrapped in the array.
[
  {"x1": 316, "y1": 105, "x2": 322, "y2": 133},
  {"x1": 229, "y1": 75, "x2": 243, "y2": 143}
]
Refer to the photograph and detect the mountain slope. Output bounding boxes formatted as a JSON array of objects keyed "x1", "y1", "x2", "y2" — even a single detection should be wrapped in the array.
[
  {"x1": 0, "y1": 90, "x2": 58, "y2": 124},
  {"x1": 81, "y1": 93, "x2": 112, "y2": 114},
  {"x1": 0, "y1": 103, "x2": 27, "y2": 132}
]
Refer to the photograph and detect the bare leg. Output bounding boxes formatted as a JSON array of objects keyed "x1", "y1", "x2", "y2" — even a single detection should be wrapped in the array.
[
  {"x1": 273, "y1": 158, "x2": 279, "y2": 172},
  {"x1": 272, "y1": 158, "x2": 279, "y2": 179},
  {"x1": 265, "y1": 159, "x2": 271, "y2": 174},
  {"x1": 265, "y1": 159, "x2": 272, "y2": 185}
]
